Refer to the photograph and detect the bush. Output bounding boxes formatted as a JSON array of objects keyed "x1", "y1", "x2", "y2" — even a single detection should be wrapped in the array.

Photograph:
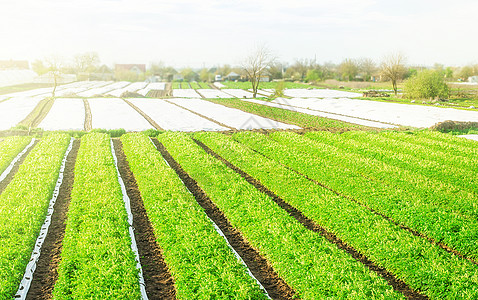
[{"x1": 405, "y1": 70, "x2": 449, "y2": 99}]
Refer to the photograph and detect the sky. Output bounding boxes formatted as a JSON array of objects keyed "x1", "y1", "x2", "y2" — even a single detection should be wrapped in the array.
[{"x1": 1, "y1": 0, "x2": 478, "y2": 68}]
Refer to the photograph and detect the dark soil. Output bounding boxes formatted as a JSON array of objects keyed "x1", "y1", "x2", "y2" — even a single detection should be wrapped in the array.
[
  {"x1": 194, "y1": 138, "x2": 428, "y2": 300},
  {"x1": 83, "y1": 99, "x2": 92, "y2": 131},
  {"x1": 0, "y1": 139, "x2": 38, "y2": 194},
  {"x1": 112, "y1": 139, "x2": 176, "y2": 300},
  {"x1": 26, "y1": 139, "x2": 79, "y2": 300},
  {"x1": 164, "y1": 99, "x2": 236, "y2": 130},
  {"x1": 122, "y1": 99, "x2": 164, "y2": 130},
  {"x1": 152, "y1": 138, "x2": 296, "y2": 300}
]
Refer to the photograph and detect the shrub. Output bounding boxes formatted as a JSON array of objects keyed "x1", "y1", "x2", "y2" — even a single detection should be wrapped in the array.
[{"x1": 405, "y1": 69, "x2": 449, "y2": 99}]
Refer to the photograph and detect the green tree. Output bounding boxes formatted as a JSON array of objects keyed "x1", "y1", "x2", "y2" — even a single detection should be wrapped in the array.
[
  {"x1": 405, "y1": 69, "x2": 449, "y2": 99},
  {"x1": 380, "y1": 53, "x2": 407, "y2": 95},
  {"x1": 338, "y1": 58, "x2": 358, "y2": 81}
]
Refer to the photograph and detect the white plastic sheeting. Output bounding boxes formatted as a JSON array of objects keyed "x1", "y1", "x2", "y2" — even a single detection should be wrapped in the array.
[
  {"x1": 0, "y1": 96, "x2": 45, "y2": 130},
  {"x1": 0, "y1": 139, "x2": 35, "y2": 184},
  {"x1": 213, "y1": 82, "x2": 225, "y2": 88},
  {"x1": 196, "y1": 89, "x2": 233, "y2": 98},
  {"x1": 77, "y1": 81, "x2": 130, "y2": 97},
  {"x1": 272, "y1": 97, "x2": 478, "y2": 128},
  {"x1": 106, "y1": 82, "x2": 148, "y2": 97},
  {"x1": 245, "y1": 99, "x2": 397, "y2": 129},
  {"x1": 0, "y1": 70, "x2": 37, "y2": 87},
  {"x1": 167, "y1": 98, "x2": 300, "y2": 130},
  {"x1": 459, "y1": 134, "x2": 478, "y2": 141},
  {"x1": 127, "y1": 98, "x2": 227, "y2": 131},
  {"x1": 137, "y1": 82, "x2": 166, "y2": 96},
  {"x1": 172, "y1": 89, "x2": 202, "y2": 98},
  {"x1": 222, "y1": 89, "x2": 255, "y2": 98},
  {"x1": 110, "y1": 140, "x2": 148, "y2": 300},
  {"x1": 88, "y1": 98, "x2": 153, "y2": 131},
  {"x1": 283, "y1": 89, "x2": 362, "y2": 98},
  {"x1": 15, "y1": 138, "x2": 73, "y2": 300},
  {"x1": 38, "y1": 98, "x2": 85, "y2": 131}
]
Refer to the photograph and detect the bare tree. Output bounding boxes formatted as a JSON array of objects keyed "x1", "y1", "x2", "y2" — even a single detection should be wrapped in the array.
[
  {"x1": 44, "y1": 55, "x2": 64, "y2": 98},
  {"x1": 74, "y1": 52, "x2": 100, "y2": 74},
  {"x1": 380, "y1": 53, "x2": 407, "y2": 95},
  {"x1": 359, "y1": 58, "x2": 376, "y2": 81},
  {"x1": 242, "y1": 46, "x2": 275, "y2": 98}
]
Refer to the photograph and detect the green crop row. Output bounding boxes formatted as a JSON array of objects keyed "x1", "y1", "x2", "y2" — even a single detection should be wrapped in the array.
[
  {"x1": 159, "y1": 132, "x2": 402, "y2": 300},
  {"x1": 180, "y1": 82, "x2": 190, "y2": 89},
  {"x1": 189, "y1": 81, "x2": 201, "y2": 89},
  {"x1": 418, "y1": 130, "x2": 478, "y2": 150},
  {"x1": 196, "y1": 131, "x2": 478, "y2": 299},
  {"x1": 221, "y1": 81, "x2": 313, "y2": 90},
  {"x1": 0, "y1": 134, "x2": 70, "y2": 299},
  {"x1": 121, "y1": 133, "x2": 266, "y2": 299},
  {"x1": 198, "y1": 82, "x2": 211, "y2": 89},
  {"x1": 268, "y1": 131, "x2": 478, "y2": 260},
  {"x1": 171, "y1": 82, "x2": 181, "y2": 89},
  {"x1": 53, "y1": 133, "x2": 141, "y2": 299},
  {"x1": 304, "y1": 131, "x2": 478, "y2": 218},
  {"x1": 0, "y1": 136, "x2": 32, "y2": 176},
  {"x1": 206, "y1": 98, "x2": 365, "y2": 130}
]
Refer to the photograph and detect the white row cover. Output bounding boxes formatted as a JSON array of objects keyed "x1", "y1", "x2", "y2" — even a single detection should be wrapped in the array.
[
  {"x1": 88, "y1": 98, "x2": 153, "y2": 131},
  {"x1": 76, "y1": 81, "x2": 130, "y2": 97},
  {"x1": 0, "y1": 96, "x2": 44, "y2": 130},
  {"x1": 245, "y1": 99, "x2": 397, "y2": 129},
  {"x1": 128, "y1": 98, "x2": 227, "y2": 131},
  {"x1": 196, "y1": 89, "x2": 233, "y2": 98},
  {"x1": 0, "y1": 70, "x2": 37, "y2": 88},
  {"x1": 273, "y1": 97, "x2": 478, "y2": 128},
  {"x1": 167, "y1": 98, "x2": 300, "y2": 130},
  {"x1": 222, "y1": 89, "x2": 255, "y2": 98},
  {"x1": 172, "y1": 89, "x2": 201, "y2": 98},
  {"x1": 107, "y1": 82, "x2": 148, "y2": 97},
  {"x1": 38, "y1": 98, "x2": 85, "y2": 131},
  {"x1": 283, "y1": 89, "x2": 362, "y2": 98}
]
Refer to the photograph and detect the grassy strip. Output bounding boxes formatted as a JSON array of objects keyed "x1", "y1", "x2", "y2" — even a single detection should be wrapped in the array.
[
  {"x1": 270, "y1": 131, "x2": 478, "y2": 260},
  {"x1": 53, "y1": 133, "x2": 141, "y2": 299},
  {"x1": 205, "y1": 131, "x2": 478, "y2": 299},
  {"x1": 159, "y1": 132, "x2": 402, "y2": 300},
  {"x1": 0, "y1": 134, "x2": 70, "y2": 299},
  {"x1": 121, "y1": 133, "x2": 266, "y2": 299},
  {"x1": 206, "y1": 98, "x2": 365, "y2": 130},
  {"x1": 304, "y1": 131, "x2": 478, "y2": 217},
  {"x1": 0, "y1": 136, "x2": 32, "y2": 175}
]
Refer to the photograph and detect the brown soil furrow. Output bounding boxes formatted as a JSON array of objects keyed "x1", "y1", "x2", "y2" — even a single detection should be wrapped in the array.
[
  {"x1": 193, "y1": 138, "x2": 428, "y2": 300},
  {"x1": 26, "y1": 139, "x2": 80, "y2": 300},
  {"x1": 0, "y1": 139, "x2": 38, "y2": 195},
  {"x1": 112, "y1": 139, "x2": 176, "y2": 299},
  {"x1": 194, "y1": 89, "x2": 205, "y2": 98},
  {"x1": 151, "y1": 138, "x2": 296, "y2": 300},
  {"x1": 31, "y1": 98, "x2": 55, "y2": 128},
  {"x1": 163, "y1": 99, "x2": 236, "y2": 130},
  {"x1": 122, "y1": 99, "x2": 164, "y2": 130},
  {"x1": 236, "y1": 137, "x2": 478, "y2": 266},
  {"x1": 83, "y1": 99, "x2": 92, "y2": 131}
]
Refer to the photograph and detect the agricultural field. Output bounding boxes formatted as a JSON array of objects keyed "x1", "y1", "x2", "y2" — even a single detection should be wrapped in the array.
[{"x1": 0, "y1": 129, "x2": 476, "y2": 299}]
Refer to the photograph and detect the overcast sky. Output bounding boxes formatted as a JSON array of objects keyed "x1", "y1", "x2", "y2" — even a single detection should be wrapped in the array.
[{"x1": 1, "y1": 0, "x2": 477, "y2": 68}]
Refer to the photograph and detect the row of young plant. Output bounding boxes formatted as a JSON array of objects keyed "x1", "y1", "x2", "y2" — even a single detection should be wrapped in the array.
[
  {"x1": 269, "y1": 131, "x2": 478, "y2": 260},
  {"x1": 304, "y1": 131, "x2": 478, "y2": 219},
  {"x1": 206, "y1": 98, "x2": 365, "y2": 130},
  {"x1": 0, "y1": 136, "x2": 32, "y2": 175},
  {"x1": 120, "y1": 133, "x2": 267, "y2": 299},
  {"x1": 418, "y1": 130, "x2": 478, "y2": 149},
  {"x1": 327, "y1": 130, "x2": 478, "y2": 194},
  {"x1": 194, "y1": 132, "x2": 478, "y2": 299},
  {"x1": 158, "y1": 132, "x2": 403, "y2": 299},
  {"x1": 53, "y1": 133, "x2": 142, "y2": 299},
  {"x1": 221, "y1": 81, "x2": 312, "y2": 90},
  {"x1": 0, "y1": 134, "x2": 70, "y2": 299}
]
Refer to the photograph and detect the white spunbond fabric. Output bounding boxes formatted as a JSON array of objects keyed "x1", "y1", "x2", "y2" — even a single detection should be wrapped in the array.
[
  {"x1": 15, "y1": 138, "x2": 73, "y2": 300},
  {"x1": 0, "y1": 96, "x2": 45, "y2": 130},
  {"x1": 110, "y1": 140, "x2": 148, "y2": 300},
  {"x1": 273, "y1": 97, "x2": 478, "y2": 128},
  {"x1": 196, "y1": 89, "x2": 232, "y2": 98},
  {"x1": 283, "y1": 89, "x2": 362, "y2": 98},
  {"x1": 38, "y1": 98, "x2": 85, "y2": 131},
  {"x1": 248, "y1": 98, "x2": 397, "y2": 129},
  {"x1": 459, "y1": 134, "x2": 478, "y2": 141},
  {"x1": 128, "y1": 98, "x2": 227, "y2": 131},
  {"x1": 77, "y1": 81, "x2": 130, "y2": 97},
  {"x1": 168, "y1": 98, "x2": 300, "y2": 130},
  {"x1": 0, "y1": 138, "x2": 35, "y2": 184},
  {"x1": 88, "y1": 98, "x2": 153, "y2": 131},
  {"x1": 222, "y1": 89, "x2": 255, "y2": 98},
  {"x1": 172, "y1": 89, "x2": 202, "y2": 98},
  {"x1": 148, "y1": 137, "x2": 271, "y2": 299},
  {"x1": 106, "y1": 82, "x2": 148, "y2": 97}
]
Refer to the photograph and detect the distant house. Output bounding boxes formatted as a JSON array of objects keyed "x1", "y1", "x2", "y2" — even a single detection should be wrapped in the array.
[
  {"x1": 225, "y1": 72, "x2": 241, "y2": 81},
  {"x1": 115, "y1": 64, "x2": 146, "y2": 74}
]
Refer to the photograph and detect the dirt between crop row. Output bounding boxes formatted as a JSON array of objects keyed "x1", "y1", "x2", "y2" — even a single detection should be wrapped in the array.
[
  {"x1": 193, "y1": 138, "x2": 428, "y2": 300},
  {"x1": 26, "y1": 139, "x2": 79, "y2": 300},
  {"x1": 112, "y1": 139, "x2": 176, "y2": 299},
  {"x1": 83, "y1": 99, "x2": 92, "y2": 131},
  {"x1": 152, "y1": 138, "x2": 296, "y2": 300},
  {"x1": 122, "y1": 99, "x2": 164, "y2": 130},
  {"x1": 0, "y1": 140, "x2": 38, "y2": 195}
]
